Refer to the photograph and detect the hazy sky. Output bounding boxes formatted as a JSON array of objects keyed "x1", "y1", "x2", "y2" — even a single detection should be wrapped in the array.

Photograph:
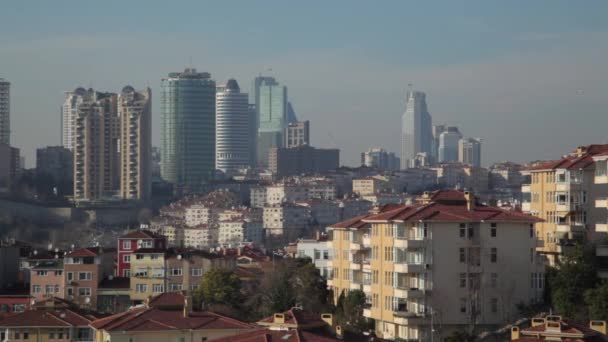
[{"x1": 1, "y1": 1, "x2": 607, "y2": 168}]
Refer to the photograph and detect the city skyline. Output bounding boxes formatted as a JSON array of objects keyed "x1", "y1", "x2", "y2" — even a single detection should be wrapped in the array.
[{"x1": 1, "y1": 1, "x2": 607, "y2": 167}]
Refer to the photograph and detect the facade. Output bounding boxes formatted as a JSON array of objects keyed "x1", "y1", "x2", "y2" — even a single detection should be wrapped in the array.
[
  {"x1": 522, "y1": 145, "x2": 608, "y2": 264},
  {"x1": 0, "y1": 78, "x2": 9, "y2": 145},
  {"x1": 161, "y1": 68, "x2": 216, "y2": 192},
  {"x1": 61, "y1": 87, "x2": 87, "y2": 150},
  {"x1": 353, "y1": 177, "x2": 391, "y2": 196},
  {"x1": 73, "y1": 90, "x2": 120, "y2": 201},
  {"x1": 327, "y1": 190, "x2": 544, "y2": 341},
  {"x1": 251, "y1": 182, "x2": 337, "y2": 208},
  {"x1": 255, "y1": 77, "x2": 287, "y2": 167},
  {"x1": 0, "y1": 242, "x2": 19, "y2": 289},
  {"x1": 118, "y1": 86, "x2": 152, "y2": 200},
  {"x1": 263, "y1": 204, "x2": 311, "y2": 236},
  {"x1": 0, "y1": 143, "x2": 20, "y2": 193},
  {"x1": 129, "y1": 248, "x2": 166, "y2": 303},
  {"x1": 438, "y1": 126, "x2": 462, "y2": 163},
  {"x1": 63, "y1": 248, "x2": 114, "y2": 309},
  {"x1": 592, "y1": 153, "x2": 608, "y2": 279},
  {"x1": 401, "y1": 91, "x2": 433, "y2": 169},
  {"x1": 431, "y1": 124, "x2": 446, "y2": 162},
  {"x1": 285, "y1": 120, "x2": 310, "y2": 148},
  {"x1": 269, "y1": 145, "x2": 340, "y2": 177},
  {"x1": 117, "y1": 230, "x2": 167, "y2": 278},
  {"x1": 30, "y1": 260, "x2": 64, "y2": 302},
  {"x1": 36, "y1": 146, "x2": 73, "y2": 185},
  {"x1": 459, "y1": 137, "x2": 482, "y2": 167},
  {"x1": 215, "y1": 79, "x2": 250, "y2": 175},
  {"x1": 361, "y1": 147, "x2": 400, "y2": 171},
  {"x1": 511, "y1": 316, "x2": 607, "y2": 342},
  {"x1": 296, "y1": 238, "x2": 332, "y2": 279}
]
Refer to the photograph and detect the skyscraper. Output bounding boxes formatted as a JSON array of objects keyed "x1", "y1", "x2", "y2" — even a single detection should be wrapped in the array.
[
  {"x1": 285, "y1": 120, "x2": 310, "y2": 148},
  {"x1": 432, "y1": 124, "x2": 446, "y2": 162},
  {"x1": 252, "y1": 76, "x2": 287, "y2": 167},
  {"x1": 401, "y1": 91, "x2": 433, "y2": 169},
  {"x1": 62, "y1": 87, "x2": 87, "y2": 151},
  {"x1": 161, "y1": 68, "x2": 216, "y2": 192},
  {"x1": 459, "y1": 137, "x2": 482, "y2": 167},
  {"x1": 215, "y1": 79, "x2": 250, "y2": 176},
  {"x1": 438, "y1": 126, "x2": 462, "y2": 163},
  {"x1": 73, "y1": 90, "x2": 120, "y2": 201},
  {"x1": 119, "y1": 86, "x2": 152, "y2": 200},
  {"x1": 0, "y1": 79, "x2": 10, "y2": 145}
]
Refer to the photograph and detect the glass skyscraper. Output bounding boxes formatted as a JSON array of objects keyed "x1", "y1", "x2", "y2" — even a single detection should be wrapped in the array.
[
  {"x1": 252, "y1": 76, "x2": 287, "y2": 167},
  {"x1": 161, "y1": 68, "x2": 216, "y2": 192},
  {"x1": 401, "y1": 91, "x2": 433, "y2": 169}
]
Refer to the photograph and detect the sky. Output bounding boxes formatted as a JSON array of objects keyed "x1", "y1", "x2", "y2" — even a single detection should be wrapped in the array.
[{"x1": 1, "y1": 1, "x2": 607, "y2": 168}]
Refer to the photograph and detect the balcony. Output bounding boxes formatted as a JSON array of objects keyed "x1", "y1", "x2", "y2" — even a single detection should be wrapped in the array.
[
  {"x1": 349, "y1": 282, "x2": 362, "y2": 290},
  {"x1": 394, "y1": 287, "x2": 424, "y2": 299},
  {"x1": 596, "y1": 198, "x2": 608, "y2": 209},
  {"x1": 349, "y1": 242, "x2": 362, "y2": 251},
  {"x1": 521, "y1": 184, "x2": 531, "y2": 193},
  {"x1": 362, "y1": 235, "x2": 371, "y2": 247},
  {"x1": 595, "y1": 175, "x2": 608, "y2": 184},
  {"x1": 556, "y1": 222, "x2": 586, "y2": 233},
  {"x1": 394, "y1": 238, "x2": 424, "y2": 249},
  {"x1": 394, "y1": 263, "x2": 426, "y2": 274},
  {"x1": 522, "y1": 202, "x2": 531, "y2": 212},
  {"x1": 596, "y1": 223, "x2": 608, "y2": 233},
  {"x1": 556, "y1": 182, "x2": 581, "y2": 192}
]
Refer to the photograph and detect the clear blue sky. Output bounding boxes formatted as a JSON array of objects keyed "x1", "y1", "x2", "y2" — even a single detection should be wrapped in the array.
[{"x1": 1, "y1": 0, "x2": 607, "y2": 167}]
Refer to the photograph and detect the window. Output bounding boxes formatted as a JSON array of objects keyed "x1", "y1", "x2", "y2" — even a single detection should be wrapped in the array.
[
  {"x1": 170, "y1": 268, "x2": 183, "y2": 276},
  {"x1": 54, "y1": 271, "x2": 62, "y2": 276},
  {"x1": 78, "y1": 272, "x2": 92, "y2": 281},
  {"x1": 491, "y1": 273, "x2": 497, "y2": 288},
  {"x1": 14, "y1": 329, "x2": 20, "y2": 340},
  {"x1": 122, "y1": 240, "x2": 132, "y2": 249},
  {"x1": 191, "y1": 268, "x2": 203, "y2": 276},
  {"x1": 490, "y1": 223, "x2": 497, "y2": 237},
  {"x1": 169, "y1": 283, "x2": 182, "y2": 291},
  {"x1": 67, "y1": 272, "x2": 74, "y2": 281},
  {"x1": 136, "y1": 254, "x2": 144, "y2": 260},
  {"x1": 491, "y1": 248, "x2": 497, "y2": 263},
  {"x1": 491, "y1": 298, "x2": 498, "y2": 313},
  {"x1": 135, "y1": 284, "x2": 147, "y2": 293},
  {"x1": 36, "y1": 270, "x2": 47, "y2": 276},
  {"x1": 123, "y1": 255, "x2": 131, "y2": 263},
  {"x1": 372, "y1": 271, "x2": 378, "y2": 284},
  {"x1": 123, "y1": 269, "x2": 131, "y2": 277},
  {"x1": 13, "y1": 304, "x2": 25, "y2": 313},
  {"x1": 459, "y1": 248, "x2": 466, "y2": 263},
  {"x1": 78, "y1": 287, "x2": 91, "y2": 296},
  {"x1": 150, "y1": 254, "x2": 160, "y2": 260},
  {"x1": 459, "y1": 224, "x2": 466, "y2": 237},
  {"x1": 152, "y1": 284, "x2": 164, "y2": 293},
  {"x1": 460, "y1": 298, "x2": 467, "y2": 313},
  {"x1": 459, "y1": 273, "x2": 466, "y2": 288},
  {"x1": 32, "y1": 285, "x2": 41, "y2": 294},
  {"x1": 45, "y1": 285, "x2": 54, "y2": 294},
  {"x1": 67, "y1": 287, "x2": 74, "y2": 296}
]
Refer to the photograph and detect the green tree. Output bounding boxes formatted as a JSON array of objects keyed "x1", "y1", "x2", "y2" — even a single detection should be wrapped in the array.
[
  {"x1": 335, "y1": 289, "x2": 368, "y2": 333},
  {"x1": 548, "y1": 243, "x2": 598, "y2": 320},
  {"x1": 584, "y1": 281, "x2": 608, "y2": 320},
  {"x1": 291, "y1": 259, "x2": 330, "y2": 312},
  {"x1": 193, "y1": 268, "x2": 241, "y2": 310},
  {"x1": 444, "y1": 330, "x2": 476, "y2": 342}
]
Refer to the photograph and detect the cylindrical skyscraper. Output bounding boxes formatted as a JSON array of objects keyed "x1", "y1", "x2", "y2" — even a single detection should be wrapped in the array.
[
  {"x1": 215, "y1": 79, "x2": 250, "y2": 176},
  {"x1": 161, "y1": 68, "x2": 216, "y2": 193}
]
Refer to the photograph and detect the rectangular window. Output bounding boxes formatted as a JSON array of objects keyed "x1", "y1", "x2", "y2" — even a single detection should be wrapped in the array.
[
  {"x1": 191, "y1": 268, "x2": 203, "y2": 276},
  {"x1": 122, "y1": 240, "x2": 131, "y2": 249},
  {"x1": 491, "y1": 248, "x2": 497, "y2": 263},
  {"x1": 459, "y1": 224, "x2": 466, "y2": 238},
  {"x1": 78, "y1": 288, "x2": 91, "y2": 296},
  {"x1": 460, "y1": 298, "x2": 467, "y2": 313},
  {"x1": 136, "y1": 254, "x2": 144, "y2": 260},
  {"x1": 45, "y1": 285, "x2": 54, "y2": 294},
  {"x1": 169, "y1": 283, "x2": 183, "y2": 291},
  {"x1": 491, "y1": 298, "x2": 498, "y2": 313},
  {"x1": 459, "y1": 248, "x2": 466, "y2": 263},
  {"x1": 67, "y1": 272, "x2": 74, "y2": 281},
  {"x1": 491, "y1": 273, "x2": 497, "y2": 288},
  {"x1": 123, "y1": 255, "x2": 131, "y2": 263},
  {"x1": 459, "y1": 273, "x2": 466, "y2": 288},
  {"x1": 491, "y1": 227, "x2": 496, "y2": 237},
  {"x1": 135, "y1": 284, "x2": 148, "y2": 293},
  {"x1": 152, "y1": 284, "x2": 164, "y2": 293},
  {"x1": 170, "y1": 268, "x2": 182, "y2": 276},
  {"x1": 78, "y1": 272, "x2": 92, "y2": 281},
  {"x1": 32, "y1": 285, "x2": 41, "y2": 293},
  {"x1": 124, "y1": 269, "x2": 131, "y2": 277}
]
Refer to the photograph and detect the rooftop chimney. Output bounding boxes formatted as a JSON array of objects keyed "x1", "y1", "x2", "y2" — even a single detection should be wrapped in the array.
[
  {"x1": 576, "y1": 146, "x2": 587, "y2": 157},
  {"x1": 531, "y1": 318, "x2": 545, "y2": 327},
  {"x1": 590, "y1": 321, "x2": 607, "y2": 335},
  {"x1": 183, "y1": 295, "x2": 192, "y2": 318},
  {"x1": 273, "y1": 313, "x2": 285, "y2": 324},
  {"x1": 321, "y1": 313, "x2": 333, "y2": 327},
  {"x1": 464, "y1": 191, "x2": 475, "y2": 211},
  {"x1": 510, "y1": 327, "x2": 520, "y2": 341},
  {"x1": 336, "y1": 325, "x2": 344, "y2": 340}
]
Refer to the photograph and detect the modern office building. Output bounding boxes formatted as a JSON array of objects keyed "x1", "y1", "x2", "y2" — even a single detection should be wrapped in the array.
[
  {"x1": 327, "y1": 190, "x2": 545, "y2": 341},
  {"x1": 253, "y1": 77, "x2": 287, "y2": 167},
  {"x1": 161, "y1": 68, "x2": 216, "y2": 192},
  {"x1": 61, "y1": 87, "x2": 87, "y2": 151},
  {"x1": 361, "y1": 147, "x2": 400, "y2": 171},
  {"x1": 268, "y1": 145, "x2": 339, "y2": 177},
  {"x1": 73, "y1": 90, "x2": 120, "y2": 201},
  {"x1": 521, "y1": 144, "x2": 608, "y2": 264},
  {"x1": 215, "y1": 79, "x2": 250, "y2": 176},
  {"x1": 0, "y1": 79, "x2": 9, "y2": 145},
  {"x1": 401, "y1": 91, "x2": 433, "y2": 169},
  {"x1": 438, "y1": 126, "x2": 462, "y2": 163},
  {"x1": 431, "y1": 125, "x2": 446, "y2": 162},
  {"x1": 119, "y1": 86, "x2": 152, "y2": 200},
  {"x1": 285, "y1": 120, "x2": 310, "y2": 148},
  {"x1": 459, "y1": 137, "x2": 482, "y2": 167}
]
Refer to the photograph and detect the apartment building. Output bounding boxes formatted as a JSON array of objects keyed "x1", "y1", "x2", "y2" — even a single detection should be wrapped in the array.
[
  {"x1": 353, "y1": 177, "x2": 391, "y2": 196},
  {"x1": 63, "y1": 248, "x2": 114, "y2": 309},
  {"x1": 522, "y1": 145, "x2": 608, "y2": 263},
  {"x1": 218, "y1": 219, "x2": 263, "y2": 246},
  {"x1": 129, "y1": 248, "x2": 167, "y2": 303},
  {"x1": 327, "y1": 190, "x2": 544, "y2": 341},
  {"x1": 165, "y1": 251, "x2": 236, "y2": 293},
  {"x1": 251, "y1": 181, "x2": 337, "y2": 207},
  {"x1": 117, "y1": 230, "x2": 166, "y2": 277},
  {"x1": 263, "y1": 204, "x2": 311, "y2": 236},
  {"x1": 296, "y1": 238, "x2": 332, "y2": 279},
  {"x1": 592, "y1": 152, "x2": 608, "y2": 279},
  {"x1": 30, "y1": 260, "x2": 65, "y2": 302}
]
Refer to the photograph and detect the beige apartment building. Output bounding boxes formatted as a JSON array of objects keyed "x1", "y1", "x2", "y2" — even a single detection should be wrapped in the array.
[
  {"x1": 522, "y1": 145, "x2": 608, "y2": 263},
  {"x1": 327, "y1": 190, "x2": 544, "y2": 341},
  {"x1": 119, "y1": 86, "x2": 152, "y2": 200},
  {"x1": 74, "y1": 90, "x2": 120, "y2": 201},
  {"x1": 353, "y1": 176, "x2": 391, "y2": 196}
]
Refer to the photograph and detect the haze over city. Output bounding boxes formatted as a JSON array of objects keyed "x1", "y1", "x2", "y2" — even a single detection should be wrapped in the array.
[{"x1": 2, "y1": 0, "x2": 607, "y2": 167}]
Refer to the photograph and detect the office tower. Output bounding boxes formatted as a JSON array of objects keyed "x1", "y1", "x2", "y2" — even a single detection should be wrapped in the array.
[
  {"x1": 361, "y1": 147, "x2": 400, "y2": 171},
  {"x1": 458, "y1": 137, "x2": 482, "y2": 167},
  {"x1": 327, "y1": 190, "x2": 545, "y2": 341},
  {"x1": 36, "y1": 146, "x2": 73, "y2": 186},
  {"x1": 248, "y1": 104, "x2": 257, "y2": 167},
  {"x1": 215, "y1": 79, "x2": 250, "y2": 176},
  {"x1": 0, "y1": 79, "x2": 9, "y2": 145},
  {"x1": 62, "y1": 87, "x2": 87, "y2": 151},
  {"x1": 73, "y1": 90, "x2": 120, "y2": 201},
  {"x1": 161, "y1": 68, "x2": 216, "y2": 192},
  {"x1": 438, "y1": 126, "x2": 462, "y2": 163},
  {"x1": 253, "y1": 77, "x2": 287, "y2": 167},
  {"x1": 287, "y1": 102, "x2": 298, "y2": 124},
  {"x1": 119, "y1": 86, "x2": 152, "y2": 200},
  {"x1": 0, "y1": 143, "x2": 19, "y2": 194},
  {"x1": 285, "y1": 120, "x2": 310, "y2": 148},
  {"x1": 432, "y1": 124, "x2": 446, "y2": 162},
  {"x1": 522, "y1": 144, "x2": 608, "y2": 266},
  {"x1": 401, "y1": 91, "x2": 433, "y2": 169},
  {"x1": 268, "y1": 146, "x2": 339, "y2": 177}
]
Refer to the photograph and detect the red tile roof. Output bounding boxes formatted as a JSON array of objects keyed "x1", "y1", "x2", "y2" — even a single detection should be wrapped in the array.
[
  {"x1": 257, "y1": 309, "x2": 326, "y2": 328},
  {"x1": 120, "y1": 230, "x2": 163, "y2": 239},
  {"x1": 0, "y1": 309, "x2": 100, "y2": 327},
  {"x1": 213, "y1": 327, "x2": 388, "y2": 342},
  {"x1": 65, "y1": 247, "x2": 100, "y2": 257},
  {"x1": 526, "y1": 144, "x2": 608, "y2": 171},
  {"x1": 329, "y1": 214, "x2": 371, "y2": 229},
  {"x1": 148, "y1": 292, "x2": 187, "y2": 308},
  {"x1": 515, "y1": 319, "x2": 608, "y2": 342}
]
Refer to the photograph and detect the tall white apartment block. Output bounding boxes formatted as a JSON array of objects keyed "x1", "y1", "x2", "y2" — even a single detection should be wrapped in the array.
[{"x1": 215, "y1": 79, "x2": 250, "y2": 176}]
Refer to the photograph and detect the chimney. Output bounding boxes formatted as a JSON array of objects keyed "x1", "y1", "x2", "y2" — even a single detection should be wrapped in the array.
[
  {"x1": 531, "y1": 318, "x2": 545, "y2": 327},
  {"x1": 273, "y1": 313, "x2": 285, "y2": 324},
  {"x1": 510, "y1": 327, "x2": 520, "y2": 340},
  {"x1": 321, "y1": 313, "x2": 333, "y2": 327},
  {"x1": 237, "y1": 247, "x2": 242, "y2": 256},
  {"x1": 336, "y1": 325, "x2": 344, "y2": 340},
  {"x1": 316, "y1": 231, "x2": 321, "y2": 241},
  {"x1": 183, "y1": 295, "x2": 192, "y2": 318},
  {"x1": 464, "y1": 191, "x2": 475, "y2": 211},
  {"x1": 576, "y1": 146, "x2": 586, "y2": 156},
  {"x1": 546, "y1": 321, "x2": 562, "y2": 333},
  {"x1": 590, "y1": 321, "x2": 607, "y2": 335}
]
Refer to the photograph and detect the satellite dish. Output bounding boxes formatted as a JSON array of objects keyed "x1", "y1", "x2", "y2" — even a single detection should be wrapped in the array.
[
  {"x1": 54, "y1": 248, "x2": 59, "y2": 253},
  {"x1": 48, "y1": 244, "x2": 53, "y2": 251},
  {"x1": 177, "y1": 255, "x2": 182, "y2": 260},
  {"x1": 31, "y1": 299, "x2": 35, "y2": 305},
  {"x1": 85, "y1": 297, "x2": 91, "y2": 304},
  {"x1": 108, "y1": 275, "x2": 114, "y2": 280},
  {"x1": 33, "y1": 250, "x2": 38, "y2": 255}
]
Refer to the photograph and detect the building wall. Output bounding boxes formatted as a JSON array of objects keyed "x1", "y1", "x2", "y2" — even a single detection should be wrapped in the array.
[
  {"x1": 0, "y1": 246, "x2": 19, "y2": 289},
  {"x1": 130, "y1": 252, "x2": 166, "y2": 302},
  {"x1": 30, "y1": 266, "x2": 65, "y2": 302}
]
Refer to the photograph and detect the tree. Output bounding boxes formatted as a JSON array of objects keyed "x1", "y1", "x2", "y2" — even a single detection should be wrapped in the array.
[
  {"x1": 444, "y1": 330, "x2": 476, "y2": 342},
  {"x1": 291, "y1": 259, "x2": 330, "y2": 312},
  {"x1": 335, "y1": 289, "x2": 369, "y2": 333},
  {"x1": 193, "y1": 268, "x2": 241, "y2": 310},
  {"x1": 548, "y1": 243, "x2": 598, "y2": 320},
  {"x1": 584, "y1": 281, "x2": 608, "y2": 321}
]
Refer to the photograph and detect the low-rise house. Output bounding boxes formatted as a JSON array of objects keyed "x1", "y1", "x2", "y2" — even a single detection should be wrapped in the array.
[
  {"x1": 296, "y1": 237, "x2": 332, "y2": 279},
  {"x1": 130, "y1": 248, "x2": 167, "y2": 304},
  {"x1": 118, "y1": 230, "x2": 166, "y2": 278},
  {"x1": 511, "y1": 316, "x2": 607, "y2": 341},
  {"x1": 64, "y1": 248, "x2": 114, "y2": 309}
]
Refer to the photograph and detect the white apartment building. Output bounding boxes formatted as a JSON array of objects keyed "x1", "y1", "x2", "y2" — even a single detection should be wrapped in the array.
[
  {"x1": 218, "y1": 220, "x2": 263, "y2": 246},
  {"x1": 327, "y1": 190, "x2": 545, "y2": 341},
  {"x1": 263, "y1": 204, "x2": 311, "y2": 236},
  {"x1": 251, "y1": 182, "x2": 337, "y2": 207},
  {"x1": 296, "y1": 238, "x2": 332, "y2": 279},
  {"x1": 62, "y1": 87, "x2": 86, "y2": 151}
]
